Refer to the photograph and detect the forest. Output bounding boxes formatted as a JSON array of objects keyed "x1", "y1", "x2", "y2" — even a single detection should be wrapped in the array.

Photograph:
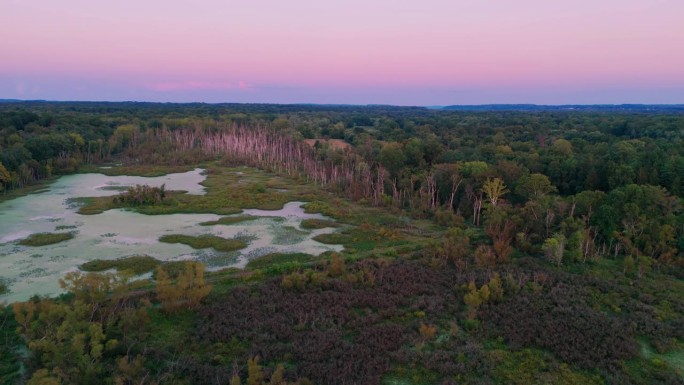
[{"x1": 0, "y1": 101, "x2": 683, "y2": 385}]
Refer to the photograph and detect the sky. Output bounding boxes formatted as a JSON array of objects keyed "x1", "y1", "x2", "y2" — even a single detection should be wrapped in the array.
[{"x1": 1, "y1": 0, "x2": 683, "y2": 105}]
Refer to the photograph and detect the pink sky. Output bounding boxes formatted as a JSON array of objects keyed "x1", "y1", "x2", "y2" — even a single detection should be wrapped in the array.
[{"x1": 1, "y1": 0, "x2": 683, "y2": 104}]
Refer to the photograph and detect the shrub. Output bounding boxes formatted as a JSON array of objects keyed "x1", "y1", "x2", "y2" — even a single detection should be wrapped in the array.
[{"x1": 113, "y1": 184, "x2": 167, "y2": 206}]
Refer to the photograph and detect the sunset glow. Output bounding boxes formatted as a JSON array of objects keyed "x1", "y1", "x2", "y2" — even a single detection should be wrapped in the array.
[{"x1": 2, "y1": 0, "x2": 683, "y2": 104}]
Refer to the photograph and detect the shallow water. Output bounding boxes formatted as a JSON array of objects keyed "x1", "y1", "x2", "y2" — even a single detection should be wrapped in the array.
[{"x1": 0, "y1": 169, "x2": 341, "y2": 302}]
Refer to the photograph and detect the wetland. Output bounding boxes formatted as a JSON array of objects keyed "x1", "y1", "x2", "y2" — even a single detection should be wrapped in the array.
[{"x1": 0, "y1": 166, "x2": 342, "y2": 302}]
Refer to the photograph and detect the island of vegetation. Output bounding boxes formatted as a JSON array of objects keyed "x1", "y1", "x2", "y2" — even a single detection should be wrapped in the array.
[
  {"x1": 0, "y1": 102, "x2": 683, "y2": 385},
  {"x1": 17, "y1": 232, "x2": 74, "y2": 247},
  {"x1": 79, "y1": 255, "x2": 162, "y2": 275},
  {"x1": 158, "y1": 234, "x2": 248, "y2": 253}
]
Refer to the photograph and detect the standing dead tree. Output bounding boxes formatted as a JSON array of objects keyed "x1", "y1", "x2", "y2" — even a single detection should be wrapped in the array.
[{"x1": 160, "y1": 124, "x2": 388, "y2": 205}]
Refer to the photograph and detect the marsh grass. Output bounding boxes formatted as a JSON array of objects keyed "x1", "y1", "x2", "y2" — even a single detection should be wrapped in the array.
[
  {"x1": 199, "y1": 215, "x2": 259, "y2": 226},
  {"x1": 159, "y1": 234, "x2": 248, "y2": 252},
  {"x1": 79, "y1": 164, "x2": 196, "y2": 177},
  {"x1": 272, "y1": 225, "x2": 309, "y2": 245},
  {"x1": 196, "y1": 250, "x2": 241, "y2": 268},
  {"x1": 300, "y1": 218, "x2": 339, "y2": 229},
  {"x1": 246, "y1": 252, "x2": 317, "y2": 270},
  {"x1": 55, "y1": 225, "x2": 78, "y2": 230},
  {"x1": 18, "y1": 232, "x2": 74, "y2": 247},
  {"x1": 79, "y1": 255, "x2": 161, "y2": 275}
]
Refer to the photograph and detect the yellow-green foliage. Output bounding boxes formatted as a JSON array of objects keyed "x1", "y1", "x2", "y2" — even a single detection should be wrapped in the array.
[
  {"x1": 14, "y1": 271, "x2": 152, "y2": 385},
  {"x1": 229, "y1": 357, "x2": 311, "y2": 385},
  {"x1": 247, "y1": 356, "x2": 263, "y2": 385},
  {"x1": 464, "y1": 274, "x2": 505, "y2": 320},
  {"x1": 155, "y1": 262, "x2": 212, "y2": 313},
  {"x1": 281, "y1": 269, "x2": 326, "y2": 291},
  {"x1": 328, "y1": 253, "x2": 346, "y2": 277}
]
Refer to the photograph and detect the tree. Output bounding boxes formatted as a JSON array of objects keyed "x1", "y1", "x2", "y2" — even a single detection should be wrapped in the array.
[
  {"x1": 379, "y1": 142, "x2": 405, "y2": 177},
  {"x1": 247, "y1": 356, "x2": 263, "y2": 385},
  {"x1": 543, "y1": 233, "x2": 566, "y2": 267},
  {"x1": 439, "y1": 227, "x2": 471, "y2": 269},
  {"x1": 551, "y1": 138, "x2": 573, "y2": 156},
  {"x1": 0, "y1": 161, "x2": 10, "y2": 192},
  {"x1": 156, "y1": 262, "x2": 212, "y2": 313},
  {"x1": 463, "y1": 282, "x2": 483, "y2": 320},
  {"x1": 515, "y1": 173, "x2": 556, "y2": 200},
  {"x1": 482, "y1": 177, "x2": 508, "y2": 207},
  {"x1": 404, "y1": 138, "x2": 424, "y2": 167}
]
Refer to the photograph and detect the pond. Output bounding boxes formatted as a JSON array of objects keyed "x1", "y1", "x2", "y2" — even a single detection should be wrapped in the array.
[{"x1": 0, "y1": 169, "x2": 342, "y2": 302}]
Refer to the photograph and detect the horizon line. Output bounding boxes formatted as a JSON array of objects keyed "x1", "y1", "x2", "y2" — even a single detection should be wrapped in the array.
[{"x1": 1, "y1": 98, "x2": 683, "y2": 108}]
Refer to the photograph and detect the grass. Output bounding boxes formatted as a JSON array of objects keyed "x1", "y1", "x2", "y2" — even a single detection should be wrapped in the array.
[
  {"x1": 199, "y1": 215, "x2": 259, "y2": 226},
  {"x1": 78, "y1": 164, "x2": 197, "y2": 177},
  {"x1": 159, "y1": 234, "x2": 248, "y2": 252},
  {"x1": 79, "y1": 255, "x2": 161, "y2": 275},
  {"x1": 55, "y1": 225, "x2": 78, "y2": 230},
  {"x1": 300, "y1": 218, "x2": 339, "y2": 229},
  {"x1": 641, "y1": 341, "x2": 684, "y2": 377},
  {"x1": 246, "y1": 252, "x2": 318, "y2": 270},
  {"x1": 312, "y1": 223, "x2": 419, "y2": 255},
  {"x1": 18, "y1": 232, "x2": 74, "y2": 246},
  {"x1": 487, "y1": 348, "x2": 604, "y2": 385}
]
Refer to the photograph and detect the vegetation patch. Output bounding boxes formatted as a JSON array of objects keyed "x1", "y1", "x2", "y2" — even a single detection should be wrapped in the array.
[
  {"x1": 300, "y1": 218, "x2": 339, "y2": 229},
  {"x1": 79, "y1": 255, "x2": 161, "y2": 275},
  {"x1": 488, "y1": 348, "x2": 604, "y2": 385},
  {"x1": 246, "y1": 252, "x2": 317, "y2": 270},
  {"x1": 0, "y1": 306, "x2": 21, "y2": 384},
  {"x1": 80, "y1": 164, "x2": 196, "y2": 177},
  {"x1": 196, "y1": 251, "x2": 242, "y2": 268},
  {"x1": 55, "y1": 225, "x2": 78, "y2": 230},
  {"x1": 313, "y1": 232, "x2": 351, "y2": 245},
  {"x1": 113, "y1": 184, "x2": 168, "y2": 206},
  {"x1": 641, "y1": 341, "x2": 684, "y2": 377},
  {"x1": 272, "y1": 225, "x2": 309, "y2": 245},
  {"x1": 75, "y1": 166, "x2": 323, "y2": 215},
  {"x1": 18, "y1": 232, "x2": 74, "y2": 246},
  {"x1": 199, "y1": 215, "x2": 259, "y2": 226},
  {"x1": 159, "y1": 234, "x2": 248, "y2": 252},
  {"x1": 302, "y1": 200, "x2": 346, "y2": 219}
]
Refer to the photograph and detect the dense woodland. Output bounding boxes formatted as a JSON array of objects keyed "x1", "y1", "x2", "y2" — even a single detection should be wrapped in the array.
[{"x1": 1, "y1": 101, "x2": 683, "y2": 384}]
